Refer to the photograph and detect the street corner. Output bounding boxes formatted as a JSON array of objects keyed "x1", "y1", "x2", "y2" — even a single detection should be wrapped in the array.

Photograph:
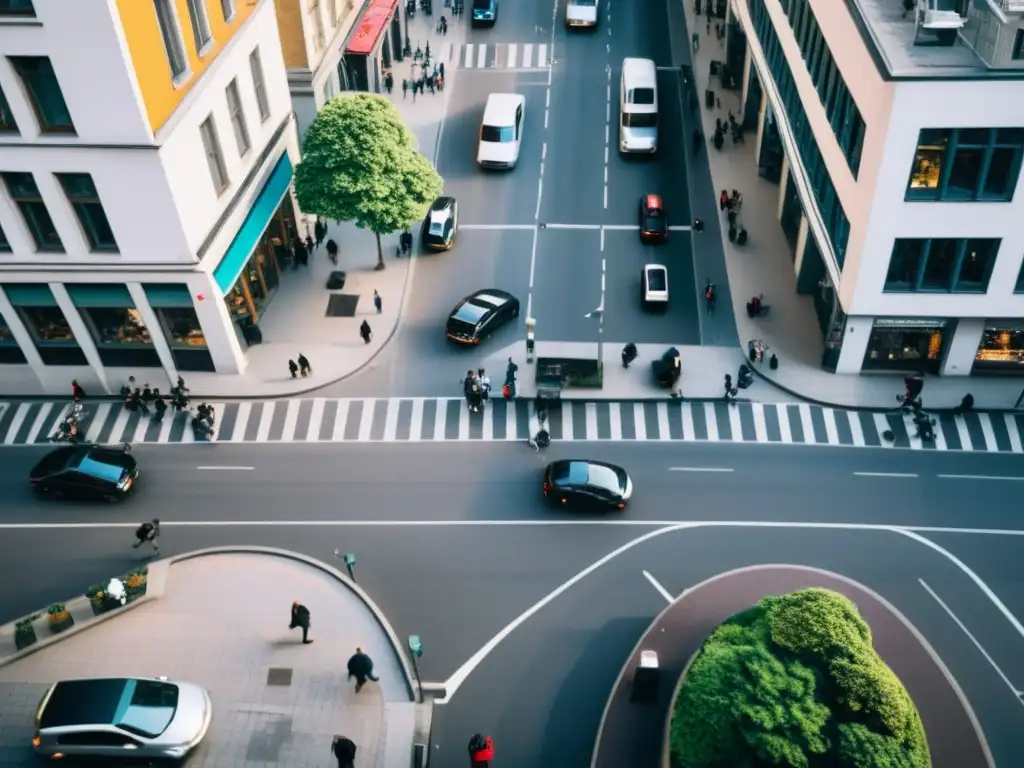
[
  {"x1": 0, "y1": 550, "x2": 414, "y2": 768},
  {"x1": 592, "y1": 563, "x2": 990, "y2": 768},
  {"x1": 531, "y1": 227, "x2": 603, "y2": 343}
]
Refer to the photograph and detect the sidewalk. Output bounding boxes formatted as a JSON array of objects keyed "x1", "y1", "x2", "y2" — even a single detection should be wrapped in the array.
[
  {"x1": 0, "y1": 548, "x2": 421, "y2": 767},
  {"x1": 164, "y1": 14, "x2": 468, "y2": 400},
  {"x1": 680, "y1": 0, "x2": 1024, "y2": 412}
]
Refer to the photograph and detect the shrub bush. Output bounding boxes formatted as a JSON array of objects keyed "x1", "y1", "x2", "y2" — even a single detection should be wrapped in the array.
[
  {"x1": 670, "y1": 588, "x2": 930, "y2": 768},
  {"x1": 14, "y1": 615, "x2": 38, "y2": 650},
  {"x1": 46, "y1": 603, "x2": 74, "y2": 634}
]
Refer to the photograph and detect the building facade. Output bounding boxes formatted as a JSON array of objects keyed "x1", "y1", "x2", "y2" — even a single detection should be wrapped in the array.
[
  {"x1": 723, "y1": 0, "x2": 1024, "y2": 377},
  {"x1": 0, "y1": 0, "x2": 301, "y2": 395}
]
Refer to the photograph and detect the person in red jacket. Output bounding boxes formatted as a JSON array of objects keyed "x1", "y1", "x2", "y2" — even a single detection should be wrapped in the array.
[{"x1": 468, "y1": 733, "x2": 494, "y2": 766}]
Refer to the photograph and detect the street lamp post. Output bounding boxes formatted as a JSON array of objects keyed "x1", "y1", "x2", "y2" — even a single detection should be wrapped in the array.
[
  {"x1": 585, "y1": 271, "x2": 606, "y2": 373},
  {"x1": 408, "y1": 635, "x2": 424, "y2": 703}
]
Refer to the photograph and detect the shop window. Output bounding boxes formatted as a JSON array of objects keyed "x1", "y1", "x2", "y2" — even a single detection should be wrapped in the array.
[
  {"x1": 5, "y1": 284, "x2": 86, "y2": 365},
  {"x1": 0, "y1": 83, "x2": 17, "y2": 133},
  {"x1": 8, "y1": 56, "x2": 74, "y2": 133},
  {"x1": 154, "y1": 0, "x2": 190, "y2": 82},
  {"x1": 883, "y1": 239, "x2": 925, "y2": 291},
  {"x1": 144, "y1": 284, "x2": 214, "y2": 372},
  {"x1": 69, "y1": 284, "x2": 160, "y2": 367},
  {"x1": 955, "y1": 239, "x2": 998, "y2": 292},
  {"x1": 1, "y1": 172, "x2": 63, "y2": 251},
  {"x1": 863, "y1": 324, "x2": 946, "y2": 374},
  {"x1": 975, "y1": 325, "x2": 1024, "y2": 368},
  {"x1": 906, "y1": 127, "x2": 1024, "y2": 202},
  {"x1": 55, "y1": 173, "x2": 118, "y2": 252},
  {"x1": 0, "y1": 311, "x2": 27, "y2": 364},
  {"x1": 0, "y1": 221, "x2": 10, "y2": 252},
  {"x1": 920, "y1": 238, "x2": 959, "y2": 291},
  {"x1": 185, "y1": 0, "x2": 213, "y2": 55}
]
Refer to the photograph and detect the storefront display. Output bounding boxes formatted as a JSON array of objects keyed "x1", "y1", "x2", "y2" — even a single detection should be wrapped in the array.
[
  {"x1": 144, "y1": 284, "x2": 214, "y2": 372},
  {"x1": 863, "y1": 318, "x2": 949, "y2": 374},
  {"x1": 0, "y1": 311, "x2": 26, "y2": 364},
  {"x1": 974, "y1": 321, "x2": 1024, "y2": 372},
  {"x1": 69, "y1": 284, "x2": 160, "y2": 367},
  {"x1": 3, "y1": 284, "x2": 87, "y2": 366}
]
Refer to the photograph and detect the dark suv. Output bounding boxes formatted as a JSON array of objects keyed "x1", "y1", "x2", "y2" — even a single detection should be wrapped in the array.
[{"x1": 30, "y1": 444, "x2": 138, "y2": 502}]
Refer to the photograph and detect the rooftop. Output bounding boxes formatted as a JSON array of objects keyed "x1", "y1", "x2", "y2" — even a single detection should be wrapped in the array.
[{"x1": 848, "y1": 0, "x2": 1024, "y2": 79}]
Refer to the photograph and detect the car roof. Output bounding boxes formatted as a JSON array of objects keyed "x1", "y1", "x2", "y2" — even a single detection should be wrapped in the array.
[
  {"x1": 470, "y1": 290, "x2": 512, "y2": 308},
  {"x1": 644, "y1": 263, "x2": 668, "y2": 274},
  {"x1": 73, "y1": 448, "x2": 130, "y2": 483},
  {"x1": 430, "y1": 196, "x2": 455, "y2": 212},
  {"x1": 644, "y1": 194, "x2": 662, "y2": 209},
  {"x1": 40, "y1": 678, "x2": 130, "y2": 730},
  {"x1": 483, "y1": 93, "x2": 525, "y2": 125},
  {"x1": 549, "y1": 459, "x2": 623, "y2": 488}
]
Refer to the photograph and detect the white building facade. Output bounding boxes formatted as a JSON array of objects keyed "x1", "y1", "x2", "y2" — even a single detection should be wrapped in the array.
[
  {"x1": 0, "y1": 0, "x2": 301, "y2": 395},
  {"x1": 725, "y1": 0, "x2": 1024, "y2": 376}
]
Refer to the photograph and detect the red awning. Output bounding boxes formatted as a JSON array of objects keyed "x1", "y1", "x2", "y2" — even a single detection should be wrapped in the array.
[{"x1": 346, "y1": 0, "x2": 399, "y2": 55}]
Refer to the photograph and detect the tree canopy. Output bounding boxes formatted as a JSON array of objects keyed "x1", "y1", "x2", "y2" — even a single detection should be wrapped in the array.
[
  {"x1": 294, "y1": 93, "x2": 443, "y2": 267},
  {"x1": 670, "y1": 589, "x2": 930, "y2": 768}
]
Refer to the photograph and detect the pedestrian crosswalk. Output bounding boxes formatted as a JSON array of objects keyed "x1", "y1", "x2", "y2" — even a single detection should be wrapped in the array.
[
  {"x1": 436, "y1": 42, "x2": 551, "y2": 70},
  {"x1": 2, "y1": 399, "x2": 1024, "y2": 452}
]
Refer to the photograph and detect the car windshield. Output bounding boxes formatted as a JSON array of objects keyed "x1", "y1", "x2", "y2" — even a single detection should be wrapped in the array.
[
  {"x1": 429, "y1": 221, "x2": 445, "y2": 235},
  {"x1": 473, "y1": 0, "x2": 492, "y2": 8},
  {"x1": 114, "y1": 680, "x2": 179, "y2": 739},
  {"x1": 454, "y1": 302, "x2": 489, "y2": 324},
  {"x1": 647, "y1": 269, "x2": 667, "y2": 291},
  {"x1": 624, "y1": 112, "x2": 658, "y2": 128},
  {"x1": 629, "y1": 88, "x2": 656, "y2": 105},
  {"x1": 481, "y1": 125, "x2": 514, "y2": 143},
  {"x1": 587, "y1": 465, "x2": 625, "y2": 492},
  {"x1": 644, "y1": 217, "x2": 665, "y2": 232}
]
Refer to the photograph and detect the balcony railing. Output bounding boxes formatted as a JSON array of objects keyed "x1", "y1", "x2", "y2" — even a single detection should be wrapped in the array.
[{"x1": 1002, "y1": 0, "x2": 1024, "y2": 13}]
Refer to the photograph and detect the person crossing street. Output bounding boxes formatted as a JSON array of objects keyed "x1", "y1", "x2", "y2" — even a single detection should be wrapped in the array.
[{"x1": 132, "y1": 518, "x2": 161, "y2": 554}]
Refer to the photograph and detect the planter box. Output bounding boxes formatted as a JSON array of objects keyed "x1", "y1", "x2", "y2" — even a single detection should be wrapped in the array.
[
  {"x1": 48, "y1": 614, "x2": 74, "y2": 635},
  {"x1": 14, "y1": 628, "x2": 36, "y2": 650}
]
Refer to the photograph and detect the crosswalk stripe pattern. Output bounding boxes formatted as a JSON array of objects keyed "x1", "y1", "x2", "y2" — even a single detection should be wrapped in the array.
[
  {"x1": 439, "y1": 43, "x2": 550, "y2": 69},
  {"x1": 2, "y1": 399, "x2": 1024, "y2": 451}
]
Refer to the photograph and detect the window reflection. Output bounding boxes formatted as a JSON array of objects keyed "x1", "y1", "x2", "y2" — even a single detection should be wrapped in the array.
[
  {"x1": 18, "y1": 305, "x2": 75, "y2": 342},
  {"x1": 975, "y1": 327, "x2": 1024, "y2": 367},
  {"x1": 82, "y1": 307, "x2": 152, "y2": 347},
  {"x1": 908, "y1": 129, "x2": 949, "y2": 192},
  {"x1": 920, "y1": 239, "x2": 957, "y2": 290},
  {"x1": 157, "y1": 307, "x2": 207, "y2": 348}
]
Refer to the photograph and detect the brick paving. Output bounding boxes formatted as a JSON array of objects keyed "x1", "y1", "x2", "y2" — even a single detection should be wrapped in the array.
[
  {"x1": 0, "y1": 551, "x2": 416, "y2": 767},
  {"x1": 591, "y1": 566, "x2": 991, "y2": 768}
]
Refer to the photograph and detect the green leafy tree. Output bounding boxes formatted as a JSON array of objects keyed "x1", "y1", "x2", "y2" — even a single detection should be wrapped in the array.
[{"x1": 294, "y1": 93, "x2": 443, "y2": 270}]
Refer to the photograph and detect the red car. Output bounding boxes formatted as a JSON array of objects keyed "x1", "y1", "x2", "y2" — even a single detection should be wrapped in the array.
[{"x1": 639, "y1": 194, "x2": 668, "y2": 242}]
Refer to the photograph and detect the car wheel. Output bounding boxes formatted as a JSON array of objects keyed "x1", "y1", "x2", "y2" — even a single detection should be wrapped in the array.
[{"x1": 512, "y1": 304, "x2": 520, "y2": 318}]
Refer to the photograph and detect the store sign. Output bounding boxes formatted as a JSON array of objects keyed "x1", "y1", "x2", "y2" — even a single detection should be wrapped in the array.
[{"x1": 873, "y1": 318, "x2": 947, "y2": 329}]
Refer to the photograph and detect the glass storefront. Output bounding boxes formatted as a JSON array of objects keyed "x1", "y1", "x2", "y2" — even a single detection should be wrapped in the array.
[
  {"x1": 69, "y1": 284, "x2": 161, "y2": 367},
  {"x1": 758, "y1": 104, "x2": 783, "y2": 183},
  {"x1": 0, "y1": 311, "x2": 26, "y2": 364},
  {"x1": 4, "y1": 284, "x2": 87, "y2": 366},
  {"x1": 974, "y1": 321, "x2": 1024, "y2": 373},
  {"x1": 863, "y1": 318, "x2": 950, "y2": 374},
  {"x1": 145, "y1": 284, "x2": 215, "y2": 372}
]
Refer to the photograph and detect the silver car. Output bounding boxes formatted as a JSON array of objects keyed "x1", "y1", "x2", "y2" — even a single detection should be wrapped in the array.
[{"x1": 33, "y1": 676, "x2": 212, "y2": 760}]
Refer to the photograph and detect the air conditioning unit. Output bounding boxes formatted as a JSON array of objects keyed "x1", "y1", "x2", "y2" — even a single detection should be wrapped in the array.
[{"x1": 918, "y1": 0, "x2": 966, "y2": 30}]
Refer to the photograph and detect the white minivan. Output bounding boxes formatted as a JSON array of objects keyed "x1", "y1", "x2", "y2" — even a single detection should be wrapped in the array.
[
  {"x1": 477, "y1": 93, "x2": 526, "y2": 170},
  {"x1": 565, "y1": 0, "x2": 598, "y2": 27},
  {"x1": 620, "y1": 58, "x2": 658, "y2": 154}
]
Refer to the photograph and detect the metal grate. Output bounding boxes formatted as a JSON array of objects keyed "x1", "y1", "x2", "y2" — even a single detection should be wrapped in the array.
[{"x1": 266, "y1": 667, "x2": 293, "y2": 687}]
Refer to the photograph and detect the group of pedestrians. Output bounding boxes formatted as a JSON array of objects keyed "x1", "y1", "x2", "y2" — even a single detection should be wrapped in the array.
[
  {"x1": 403, "y1": 64, "x2": 445, "y2": 99},
  {"x1": 462, "y1": 368, "x2": 491, "y2": 412},
  {"x1": 287, "y1": 354, "x2": 313, "y2": 379}
]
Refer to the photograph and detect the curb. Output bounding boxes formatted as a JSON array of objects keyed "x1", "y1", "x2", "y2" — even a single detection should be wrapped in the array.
[
  {"x1": 738, "y1": 349, "x2": 1024, "y2": 415},
  {"x1": 0, "y1": 547, "x2": 418, "y2": 705}
]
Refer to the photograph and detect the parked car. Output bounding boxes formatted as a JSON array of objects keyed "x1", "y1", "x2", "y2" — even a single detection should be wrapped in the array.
[
  {"x1": 642, "y1": 264, "x2": 669, "y2": 309},
  {"x1": 29, "y1": 443, "x2": 138, "y2": 502},
  {"x1": 33, "y1": 676, "x2": 212, "y2": 760},
  {"x1": 446, "y1": 289, "x2": 520, "y2": 345},
  {"x1": 421, "y1": 196, "x2": 459, "y2": 250},
  {"x1": 639, "y1": 194, "x2": 668, "y2": 242},
  {"x1": 542, "y1": 459, "x2": 633, "y2": 510},
  {"x1": 472, "y1": 0, "x2": 498, "y2": 26}
]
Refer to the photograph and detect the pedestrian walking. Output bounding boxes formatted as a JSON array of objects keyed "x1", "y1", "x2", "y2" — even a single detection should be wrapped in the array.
[
  {"x1": 373, "y1": 290, "x2": 382, "y2": 313},
  {"x1": 953, "y1": 393, "x2": 974, "y2": 416},
  {"x1": 332, "y1": 735, "x2": 357, "y2": 768},
  {"x1": 730, "y1": 189, "x2": 743, "y2": 211},
  {"x1": 477, "y1": 368, "x2": 491, "y2": 400},
  {"x1": 693, "y1": 217, "x2": 704, "y2": 233},
  {"x1": 439, "y1": 61, "x2": 445, "y2": 79},
  {"x1": 727, "y1": 209, "x2": 737, "y2": 227},
  {"x1": 71, "y1": 379, "x2": 86, "y2": 402},
  {"x1": 384, "y1": 71, "x2": 394, "y2": 93},
  {"x1": 326, "y1": 238, "x2": 339, "y2": 265},
  {"x1": 289, "y1": 601, "x2": 313, "y2": 644},
  {"x1": 305, "y1": 233, "x2": 315, "y2": 254},
  {"x1": 723, "y1": 374, "x2": 736, "y2": 403},
  {"x1": 402, "y1": 78, "x2": 409, "y2": 98},
  {"x1": 288, "y1": 359, "x2": 299, "y2": 378},
  {"x1": 347, "y1": 647, "x2": 380, "y2": 692},
  {"x1": 719, "y1": 190, "x2": 730, "y2": 211},
  {"x1": 468, "y1": 734, "x2": 494, "y2": 767},
  {"x1": 297, "y1": 354, "x2": 312, "y2": 377},
  {"x1": 132, "y1": 518, "x2": 161, "y2": 554},
  {"x1": 293, "y1": 237, "x2": 309, "y2": 268},
  {"x1": 360, "y1": 320, "x2": 372, "y2": 345},
  {"x1": 704, "y1": 280, "x2": 716, "y2": 314},
  {"x1": 315, "y1": 219, "x2": 326, "y2": 249}
]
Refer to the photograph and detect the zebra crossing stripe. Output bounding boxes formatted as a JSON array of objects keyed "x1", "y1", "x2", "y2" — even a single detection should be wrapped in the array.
[
  {"x1": 507, "y1": 43, "x2": 517, "y2": 68},
  {"x1": 538, "y1": 43, "x2": 547, "y2": 65},
  {"x1": 477, "y1": 43, "x2": 487, "y2": 68},
  {"x1": 523, "y1": 43, "x2": 534, "y2": 68}
]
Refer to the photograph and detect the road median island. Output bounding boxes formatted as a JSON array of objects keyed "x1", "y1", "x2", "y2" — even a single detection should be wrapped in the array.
[{"x1": 669, "y1": 588, "x2": 929, "y2": 768}]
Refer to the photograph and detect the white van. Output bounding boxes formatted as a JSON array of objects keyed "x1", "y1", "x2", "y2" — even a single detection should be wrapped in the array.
[
  {"x1": 620, "y1": 58, "x2": 658, "y2": 154},
  {"x1": 565, "y1": 0, "x2": 598, "y2": 27},
  {"x1": 477, "y1": 93, "x2": 526, "y2": 170}
]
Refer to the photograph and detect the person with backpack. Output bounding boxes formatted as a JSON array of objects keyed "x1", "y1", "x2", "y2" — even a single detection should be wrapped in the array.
[
  {"x1": 132, "y1": 519, "x2": 160, "y2": 554},
  {"x1": 468, "y1": 734, "x2": 494, "y2": 767},
  {"x1": 704, "y1": 280, "x2": 716, "y2": 314}
]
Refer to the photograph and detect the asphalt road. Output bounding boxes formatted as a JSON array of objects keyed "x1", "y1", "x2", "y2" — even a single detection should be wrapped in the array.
[{"x1": 2, "y1": 441, "x2": 1024, "y2": 764}]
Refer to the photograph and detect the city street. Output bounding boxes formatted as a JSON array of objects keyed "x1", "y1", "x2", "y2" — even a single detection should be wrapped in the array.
[{"x1": 2, "y1": 441, "x2": 1024, "y2": 765}]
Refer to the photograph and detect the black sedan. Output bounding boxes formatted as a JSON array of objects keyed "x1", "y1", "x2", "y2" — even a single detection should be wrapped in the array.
[
  {"x1": 421, "y1": 196, "x2": 459, "y2": 250},
  {"x1": 30, "y1": 443, "x2": 138, "y2": 502},
  {"x1": 543, "y1": 459, "x2": 633, "y2": 510},
  {"x1": 445, "y1": 289, "x2": 520, "y2": 345}
]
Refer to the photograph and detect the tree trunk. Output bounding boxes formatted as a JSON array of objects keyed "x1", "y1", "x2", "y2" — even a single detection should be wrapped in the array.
[{"x1": 375, "y1": 232, "x2": 385, "y2": 271}]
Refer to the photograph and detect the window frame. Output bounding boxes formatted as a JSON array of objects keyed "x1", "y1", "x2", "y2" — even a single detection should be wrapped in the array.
[
  {"x1": 8, "y1": 56, "x2": 75, "y2": 134},
  {"x1": 1013, "y1": 28, "x2": 1024, "y2": 61},
  {"x1": 220, "y1": 0, "x2": 236, "y2": 22},
  {"x1": 153, "y1": 0, "x2": 190, "y2": 84},
  {"x1": 905, "y1": 127, "x2": 1024, "y2": 202},
  {"x1": 55, "y1": 173, "x2": 119, "y2": 253},
  {"x1": 0, "y1": 0, "x2": 35, "y2": 16},
  {"x1": 1016, "y1": 257, "x2": 1024, "y2": 293},
  {"x1": 249, "y1": 48, "x2": 271, "y2": 122},
  {"x1": 1, "y1": 172, "x2": 64, "y2": 252},
  {"x1": 199, "y1": 115, "x2": 230, "y2": 195},
  {"x1": 225, "y1": 78, "x2": 251, "y2": 156},
  {"x1": 0, "y1": 220, "x2": 10, "y2": 252},
  {"x1": 884, "y1": 237, "x2": 999, "y2": 294},
  {"x1": 185, "y1": 0, "x2": 213, "y2": 56},
  {"x1": 0, "y1": 83, "x2": 18, "y2": 133}
]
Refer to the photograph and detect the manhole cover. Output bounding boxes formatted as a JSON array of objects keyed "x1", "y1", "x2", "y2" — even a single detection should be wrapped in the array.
[
  {"x1": 882, "y1": 430, "x2": 895, "y2": 442},
  {"x1": 267, "y1": 667, "x2": 293, "y2": 687}
]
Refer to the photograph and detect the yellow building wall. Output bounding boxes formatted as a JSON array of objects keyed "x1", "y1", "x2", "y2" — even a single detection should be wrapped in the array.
[
  {"x1": 116, "y1": 0, "x2": 261, "y2": 134},
  {"x1": 274, "y1": 0, "x2": 308, "y2": 70}
]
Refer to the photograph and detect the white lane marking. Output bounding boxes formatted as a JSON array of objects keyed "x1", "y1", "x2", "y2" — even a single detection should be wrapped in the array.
[
  {"x1": 609, "y1": 404, "x2": 622, "y2": 440},
  {"x1": 463, "y1": 43, "x2": 474, "y2": 68},
  {"x1": 230, "y1": 402, "x2": 252, "y2": 443},
  {"x1": 704, "y1": 403, "x2": 719, "y2": 441},
  {"x1": 937, "y1": 474, "x2": 1024, "y2": 481},
  {"x1": 526, "y1": 224, "x2": 538, "y2": 320},
  {"x1": 541, "y1": 142, "x2": 547, "y2": 161},
  {"x1": 306, "y1": 398, "x2": 326, "y2": 442},
  {"x1": 537, "y1": 43, "x2": 547, "y2": 66},
  {"x1": 433, "y1": 398, "x2": 447, "y2": 441},
  {"x1": 255, "y1": 402, "x2": 275, "y2": 442},
  {"x1": 331, "y1": 399, "x2": 350, "y2": 441},
  {"x1": 979, "y1": 414, "x2": 998, "y2": 452},
  {"x1": 281, "y1": 399, "x2": 301, "y2": 442},
  {"x1": 667, "y1": 226, "x2": 693, "y2": 231},
  {"x1": 599, "y1": 226, "x2": 605, "y2": 251},
  {"x1": 633, "y1": 404, "x2": 646, "y2": 440},
  {"x1": 853, "y1": 471, "x2": 918, "y2": 478},
  {"x1": 1005, "y1": 414, "x2": 1023, "y2": 452},
  {"x1": 383, "y1": 398, "x2": 401, "y2": 442},
  {"x1": 656, "y1": 403, "x2": 670, "y2": 441},
  {"x1": 437, "y1": 524, "x2": 693, "y2": 702},
  {"x1": 476, "y1": 43, "x2": 487, "y2": 68},
  {"x1": 643, "y1": 570, "x2": 674, "y2": 603},
  {"x1": 522, "y1": 43, "x2": 533, "y2": 68},
  {"x1": 752, "y1": 403, "x2": 767, "y2": 442},
  {"x1": 196, "y1": 466, "x2": 254, "y2": 471},
  {"x1": 541, "y1": 223, "x2": 601, "y2": 229},
  {"x1": 536, "y1": 177, "x2": 543, "y2": 217},
  {"x1": 3, "y1": 404, "x2": 29, "y2": 445},
  {"x1": 408, "y1": 398, "x2": 424, "y2": 442},
  {"x1": 603, "y1": 186, "x2": 608, "y2": 208},
  {"x1": 507, "y1": 43, "x2": 517, "y2": 68},
  {"x1": 459, "y1": 224, "x2": 536, "y2": 230},
  {"x1": 822, "y1": 408, "x2": 839, "y2": 445},
  {"x1": 669, "y1": 467, "x2": 734, "y2": 472},
  {"x1": 919, "y1": 579, "x2": 1024, "y2": 701}
]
